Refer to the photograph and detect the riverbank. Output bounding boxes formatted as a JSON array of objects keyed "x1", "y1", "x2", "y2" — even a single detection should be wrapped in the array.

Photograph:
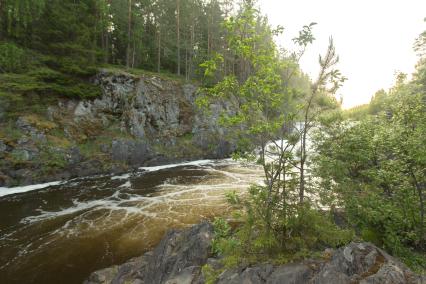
[
  {"x1": 0, "y1": 69, "x2": 235, "y2": 187},
  {"x1": 85, "y1": 222, "x2": 425, "y2": 284}
]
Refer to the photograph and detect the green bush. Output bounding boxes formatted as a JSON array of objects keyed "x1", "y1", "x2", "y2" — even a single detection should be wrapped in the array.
[
  {"x1": 313, "y1": 82, "x2": 426, "y2": 271},
  {"x1": 0, "y1": 42, "x2": 29, "y2": 73},
  {"x1": 211, "y1": 192, "x2": 353, "y2": 268}
]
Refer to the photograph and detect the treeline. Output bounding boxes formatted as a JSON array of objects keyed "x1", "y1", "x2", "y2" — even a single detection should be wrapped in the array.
[
  {"x1": 344, "y1": 73, "x2": 410, "y2": 120},
  {"x1": 0, "y1": 0, "x2": 251, "y2": 80}
]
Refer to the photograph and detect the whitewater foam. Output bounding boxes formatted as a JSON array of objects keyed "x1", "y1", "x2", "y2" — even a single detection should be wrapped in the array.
[
  {"x1": 0, "y1": 159, "x2": 230, "y2": 198},
  {"x1": 0, "y1": 181, "x2": 63, "y2": 197}
]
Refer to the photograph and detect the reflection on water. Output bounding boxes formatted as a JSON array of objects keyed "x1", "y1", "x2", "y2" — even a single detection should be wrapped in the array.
[{"x1": 0, "y1": 159, "x2": 262, "y2": 284}]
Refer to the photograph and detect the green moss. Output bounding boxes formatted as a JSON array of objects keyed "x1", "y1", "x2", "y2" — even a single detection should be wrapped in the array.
[
  {"x1": 361, "y1": 227, "x2": 383, "y2": 246},
  {"x1": 78, "y1": 140, "x2": 100, "y2": 158},
  {"x1": 56, "y1": 57, "x2": 99, "y2": 77},
  {"x1": 40, "y1": 149, "x2": 67, "y2": 169},
  {"x1": 0, "y1": 66, "x2": 101, "y2": 99},
  {"x1": 201, "y1": 264, "x2": 224, "y2": 284},
  {"x1": 153, "y1": 135, "x2": 203, "y2": 159},
  {"x1": 100, "y1": 64, "x2": 193, "y2": 84},
  {"x1": 399, "y1": 250, "x2": 426, "y2": 274},
  {"x1": 9, "y1": 150, "x2": 29, "y2": 163},
  {"x1": 47, "y1": 135, "x2": 72, "y2": 148},
  {"x1": 23, "y1": 114, "x2": 57, "y2": 132},
  {"x1": 0, "y1": 122, "x2": 25, "y2": 141},
  {"x1": 182, "y1": 132, "x2": 194, "y2": 141}
]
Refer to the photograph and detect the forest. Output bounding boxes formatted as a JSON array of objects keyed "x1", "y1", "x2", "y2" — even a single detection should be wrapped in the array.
[
  {"x1": 0, "y1": 0, "x2": 425, "y2": 283},
  {"x1": 0, "y1": 0, "x2": 240, "y2": 80}
]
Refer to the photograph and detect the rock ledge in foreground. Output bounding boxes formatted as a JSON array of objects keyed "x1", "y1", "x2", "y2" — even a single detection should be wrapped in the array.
[{"x1": 85, "y1": 223, "x2": 425, "y2": 284}]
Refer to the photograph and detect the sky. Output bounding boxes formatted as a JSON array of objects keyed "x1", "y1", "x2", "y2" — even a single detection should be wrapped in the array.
[{"x1": 258, "y1": 0, "x2": 426, "y2": 108}]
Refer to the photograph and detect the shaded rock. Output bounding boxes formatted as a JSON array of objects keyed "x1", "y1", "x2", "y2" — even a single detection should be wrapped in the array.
[
  {"x1": 16, "y1": 117, "x2": 46, "y2": 142},
  {"x1": 74, "y1": 101, "x2": 93, "y2": 118},
  {"x1": 213, "y1": 140, "x2": 234, "y2": 159},
  {"x1": 0, "y1": 98, "x2": 8, "y2": 122},
  {"x1": 0, "y1": 172, "x2": 12, "y2": 187},
  {"x1": 85, "y1": 222, "x2": 214, "y2": 284},
  {"x1": 85, "y1": 224, "x2": 424, "y2": 284},
  {"x1": 140, "y1": 222, "x2": 213, "y2": 284},
  {"x1": 10, "y1": 149, "x2": 31, "y2": 161},
  {"x1": 0, "y1": 140, "x2": 7, "y2": 158},
  {"x1": 9, "y1": 169, "x2": 33, "y2": 185},
  {"x1": 91, "y1": 70, "x2": 235, "y2": 156},
  {"x1": 86, "y1": 266, "x2": 119, "y2": 284},
  {"x1": 360, "y1": 263, "x2": 406, "y2": 284},
  {"x1": 0, "y1": 140, "x2": 6, "y2": 152},
  {"x1": 267, "y1": 263, "x2": 314, "y2": 284},
  {"x1": 312, "y1": 242, "x2": 420, "y2": 284},
  {"x1": 217, "y1": 264, "x2": 274, "y2": 284},
  {"x1": 216, "y1": 263, "x2": 318, "y2": 284},
  {"x1": 111, "y1": 139, "x2": 151, "y2": 166},
  {"x1": 67, "y1": 159, "x2": 104, "y2": 178},
  {"x1": 1, "y1": 70, "x2": 239, "y2": 186},
  {"x1": 67, "y1": 147, "x2": 82, "y2": 164}
]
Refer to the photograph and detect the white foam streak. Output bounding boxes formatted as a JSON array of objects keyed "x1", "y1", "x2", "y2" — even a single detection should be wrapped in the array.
[
  {"x1": 111, "y1": 173, "x2": 131, "y2": 180},
  {"x1": 0, "y1": 159, "x2": 231, "y2": 197},
  {"x1": 0, "y1": 181, "x2": 63, "y2": 197},
  {"x1": 138, "y1": 159, "x2": 217, "y2": 172}
]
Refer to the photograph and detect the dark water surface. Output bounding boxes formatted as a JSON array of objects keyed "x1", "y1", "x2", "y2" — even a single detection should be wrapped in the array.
[{"x1": 0, "y1": 160, "x2": 261, "y2": 284}]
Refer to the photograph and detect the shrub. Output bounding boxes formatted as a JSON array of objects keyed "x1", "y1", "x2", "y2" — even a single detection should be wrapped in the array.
[
  {"x1": 0, "y1": 42, "x2": 30, "y2": 73},
  {"x1": 212, "y1": 191, "x2": 354, "y2": 267}
]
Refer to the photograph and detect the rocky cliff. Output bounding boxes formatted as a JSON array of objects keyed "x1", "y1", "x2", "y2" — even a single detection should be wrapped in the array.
[
  {"x1": 0, "y1": 69, "x2": 234, "y2": 186},
  {"x1": 85, "y1": 222, "x2": 425, "y2": 284}
]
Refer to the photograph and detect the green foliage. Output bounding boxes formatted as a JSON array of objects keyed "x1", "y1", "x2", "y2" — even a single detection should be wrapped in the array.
[
  {"x1": 313, "y1": 65, "x2": 426, "y2": 270},
  {"x1": 225, "y1": 190, "x2": 241, "y2": 206},
  {"x1": 0, "y1": 42, "x2": 30, "y2": 72},
  {"x1": 398, "y1": 249, "x2": 426, "y2": 274},
  {"x1": 211, "y1": 217, "x2": 233, "y2": 255},
  {"x1": 212, "y1": 198, "x2": 353, "y2": 267},
  {"x1": 343, "y1": 104, "x2": 369, "y2": 120},
  {"x1": 0, "y1": 0, "x2": 236, "y2": 81},
  {"x1": 197, "y1": 1, "x2": 351, "y2": 270},
  {"x1": 201, "y1": 264, "x2": 224, "y2": 284},
  {"x1": 0, "y1": 66, "x2": 101, "y2": 99},
  {"x1": 0, "y1": 122, "x2": 24, "y2": 141},
  {"x1": 39, "y1": 146, "x2": 67, "y2": 169}
]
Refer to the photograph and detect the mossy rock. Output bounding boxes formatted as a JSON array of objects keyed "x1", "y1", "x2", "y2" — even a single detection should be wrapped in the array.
[{"x1": 23, "y1": 114, "x2": 57, "y2": 131}]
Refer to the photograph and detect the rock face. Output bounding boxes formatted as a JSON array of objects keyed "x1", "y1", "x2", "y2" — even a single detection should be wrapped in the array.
[
  {"x1": 0, "y1": 69, "x2": 235, "y2": 186},
  {"x1": 217, "y1": 242, "x2": 423, "y2": 284},
  {"x1": 85, "y1": 223, "x2": 424, "y2": 284},
  {"x1": 84, "y1": 222, "x2": 214, "y2": 284}
]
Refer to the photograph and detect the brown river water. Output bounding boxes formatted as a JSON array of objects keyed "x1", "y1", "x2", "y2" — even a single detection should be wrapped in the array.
[{"x1": 0, "y1": 159, "x2": 262, "y2": 284}]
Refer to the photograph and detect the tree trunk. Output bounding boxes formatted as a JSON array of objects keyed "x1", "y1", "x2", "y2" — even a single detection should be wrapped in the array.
[
  {"x1": 157, "y1": 27, "x2": 161, "y2": 73},
  {"x1": 104, "y1": 29, "x2": 109, "y2": 63},
  {"x1": 126, "y1": 0, "x2": 132, "y2": 68},
  {"x1": 131, "y1": 38, "x2": 136, "y2": 68},
  {"x1": 185, "y1": 43, "x2": 188, "y2": 81},
  {"x1": 299, "y1": 124, "x2": 307, "y2": 203},
  {"x1": 91, "y1": 5, "x2": 98, "y2": 64},
  {"x1": 176, "y1": 0, "x2": 181, "y2": 75},
  {"x1": 189, "y1": 23, "x2": 194, "y2": 79},
  {"x1": 411, "y1": 169, "x2": 425, "y2": 242}
]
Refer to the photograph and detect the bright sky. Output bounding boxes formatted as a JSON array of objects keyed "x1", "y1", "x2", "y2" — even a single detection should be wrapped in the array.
[{"x1": 258, "y1": 0, "x2": 426, "y2": 108}]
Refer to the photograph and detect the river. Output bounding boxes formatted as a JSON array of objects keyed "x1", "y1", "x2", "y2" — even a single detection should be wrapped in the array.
[{"x1": 0, "y1": 159, "x2": 263, "y2": 284}]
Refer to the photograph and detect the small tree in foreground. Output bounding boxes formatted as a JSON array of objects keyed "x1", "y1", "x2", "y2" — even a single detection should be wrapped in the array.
[{"x1": 198, "y1": 1, "x2": 351, "y2": 261}]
